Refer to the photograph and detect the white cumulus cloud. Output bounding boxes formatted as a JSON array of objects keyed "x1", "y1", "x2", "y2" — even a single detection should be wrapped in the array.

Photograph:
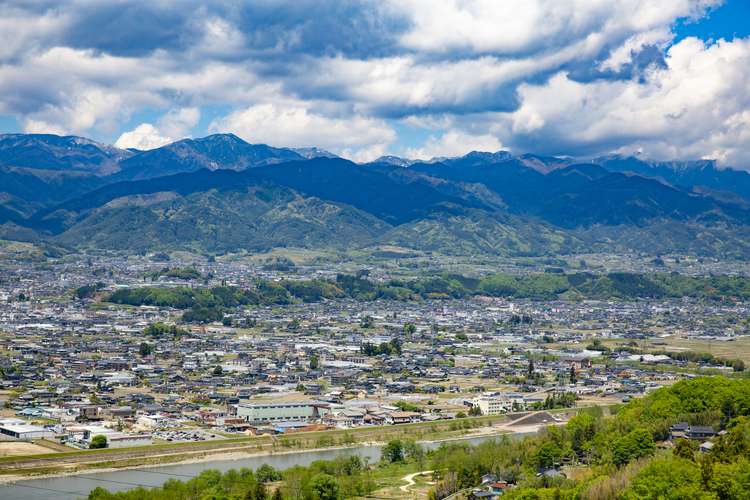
[
  {"x1": 157, "y1": 107, "x2": 200, "y2": 141},
  {"x1": 115, "y1": 107, "x2": 200, "y2": 150},
  {"x1": 208, "y1": 104, "x2": 396, "y2": 157},
  {"x1": 22, "y1": 119, "x2": 67, "y2": 136},
  {"x1": 404, "y1": 129, "x2": 504, "y2": 160},
  {"x1": 394, "y1": 0, "x2": 720, "y2": 54},
  {"x1": 503, "y1": 36, "x2": 750, "y2": 165},
  {"x1": 115, "y1": 123, "x2": 172, "y2": 150}
]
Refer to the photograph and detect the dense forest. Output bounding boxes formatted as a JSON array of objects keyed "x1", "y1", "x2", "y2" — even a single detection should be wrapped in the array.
[{"x1": 82, "y1": 377, "x2": 750, "y2": 500}]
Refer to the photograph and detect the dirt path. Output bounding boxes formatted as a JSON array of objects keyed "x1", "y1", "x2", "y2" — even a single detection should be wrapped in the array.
[{"x1": 400, "y1": 470, "x2": 434, "y2": 492}]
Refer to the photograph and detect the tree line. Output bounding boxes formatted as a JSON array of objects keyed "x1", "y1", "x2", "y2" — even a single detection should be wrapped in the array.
[{"x1": 103, "y1": 272, "x2": 750, "y2": 315}]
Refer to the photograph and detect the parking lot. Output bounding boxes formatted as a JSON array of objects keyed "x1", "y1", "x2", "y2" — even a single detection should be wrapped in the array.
[{"x1": 151, "y1": 428, "x2": 223, "y2": 443}]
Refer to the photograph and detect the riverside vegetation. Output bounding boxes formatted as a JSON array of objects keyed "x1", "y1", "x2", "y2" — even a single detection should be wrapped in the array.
[{"x1": 83, "y1": 376, "x2": 750, "y2": 500}]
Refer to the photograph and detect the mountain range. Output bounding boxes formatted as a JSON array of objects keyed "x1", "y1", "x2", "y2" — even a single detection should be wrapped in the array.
[{"x1": 3, "y1": 132, "x2": 750, "y2": 258}]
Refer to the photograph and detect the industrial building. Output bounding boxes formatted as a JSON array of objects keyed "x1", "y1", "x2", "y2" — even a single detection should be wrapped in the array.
[
  {"x1": 0, "y1": 418, "x2": 57, "y2": 440},
  {"x1": 236, "y1": 401, "x2": 338, "y2": 424}
]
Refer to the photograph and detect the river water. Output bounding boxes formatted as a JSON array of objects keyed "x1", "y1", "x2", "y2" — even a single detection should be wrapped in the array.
[{"x1": 2, "y1": 433, "x2": 533, "y2": 500}]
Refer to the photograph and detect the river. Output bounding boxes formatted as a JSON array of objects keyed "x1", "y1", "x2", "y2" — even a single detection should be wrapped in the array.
[{"x1": 2, "y1": 433, "x2": 533, "y2": 500}]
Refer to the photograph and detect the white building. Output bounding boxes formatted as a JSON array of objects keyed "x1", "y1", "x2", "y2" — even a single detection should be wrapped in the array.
[
  {"x1": 67, "y1": 425, "x2": 152, "y2": 449},
  {"x1": 0, "y1": 418, "x2": 57, "y2": 440},
  {"x1": 137, "y1": 414, "x2": 170, "y2": 428},
  {"x1": 107, "y1": 434, "x2": 154, "y2": 449},
  {"x1": 472, "y1": 392, "x2": 511, "y2": 415},
  {"x1": 41, "y1": 408, "x2": 74, "y2": 422}
]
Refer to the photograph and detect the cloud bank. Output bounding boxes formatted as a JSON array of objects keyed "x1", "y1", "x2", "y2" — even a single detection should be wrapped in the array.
[{"x1": 1, "y1": 0, "x2": 749, "y2": 166}]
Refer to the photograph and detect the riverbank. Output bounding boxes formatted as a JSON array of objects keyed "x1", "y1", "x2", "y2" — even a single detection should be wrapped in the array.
[{"x1": 0, "y1": 417, "x2": 555, "y2": 485}]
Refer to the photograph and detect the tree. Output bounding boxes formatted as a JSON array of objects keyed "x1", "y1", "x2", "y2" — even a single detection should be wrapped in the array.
[
  {"x1": 310, "y1": 355, "x2": 319, "y2": 370},
  {"x1": 456, "y1": 412, "x2": 467, "y2": 419},
  {"x1": 404, "y1": 323, "x2": 417, "y2": 335},
  {"x1": 138, "y1": 342, "x2": 153, "y2": 357},
  {"x1": 271, "y1": 488, "x2": 284, "y2": 500},
  {"x1": 89, "y1": 435, "x2": 107, "y2": 449},
  {"x1": 569, "y1": 365, "x2": 576, "y2": 383},
  {"x1": 468, "y1": 406, "x2": 483, "y2": 417},
  {"x1": 223, "y1": 316, "x2": 234, "y2": 327},
  {"x1": 213, "y1": 365, "x2": 223, "y2": 376},
  {"x1": 621, "y1": 458, "x2": 714, "y2": 500},
  {"x1": 532, "y1": 442, "x2": 562, "y2": 468},
  {"x1": 528, "y1": 359, "x2": 534, "y2": 377},
  {"x1": 673, "y1": 439, "x2": 695, "y2": 461},
  {"x1": 252, "y1": 482, "x2": 268, "y2": 500},
  {"x1": 287, "y1": 318, "x2": 300, "y2": 330},
  {"x1": 256, "y1": 464, "x2": 282, "y2": 482},
  {"x1": 571, "y1": 426, "x2": 585, "y2": 455},
  {"x1": 390, "y1": 337, "x2": 402, "y2": 355},
  {"x1": 721, "y1": 399, "x2": 738, "y2": 425},
  {"x1": 309, "y1": 473, "x2": 339, "y2": 500},
  {"x1": 404, "y1": 439, "x2": 426, "y2": 470},
  {"x1": 360, "y1": 315, "x2": 375, "y2": 329},
  {"x1": 381, "y1": 439, "x2": 404, "y2": 463},
  {"x1": 613, "y1": 428, "x2": 655, "y2": 467}
]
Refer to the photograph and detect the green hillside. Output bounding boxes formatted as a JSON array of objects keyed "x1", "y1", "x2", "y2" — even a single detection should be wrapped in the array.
[
  {"x1": 51, "y1": 186, "x2": 391, "y2": 253},
  {"x1": 378, "y1": 204, "x2": 599, "y2": 257}
]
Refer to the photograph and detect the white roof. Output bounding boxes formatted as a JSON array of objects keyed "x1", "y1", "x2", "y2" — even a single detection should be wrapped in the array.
[
  {"x1": 0, "y1": 417, "x2": 29, "y2": 425},
  {"x1": 68, "y1": 425, "x2": 119, "y2": 434},
  {"x1": 0, "y1": 423, "x2": 48, "y2": 434}
]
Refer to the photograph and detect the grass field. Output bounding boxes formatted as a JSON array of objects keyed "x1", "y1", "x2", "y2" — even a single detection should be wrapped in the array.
[
  {"x1": 557, "y1": 335, "x2": 750, "y2": 363},
  {"x1": 647, "y1": 337, "x2": 750, "y2": 360},
  {"x1": 0, "y1": 442, "x2": 56, "y2": 457}
]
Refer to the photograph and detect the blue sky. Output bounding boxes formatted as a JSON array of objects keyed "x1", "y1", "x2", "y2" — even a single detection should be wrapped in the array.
[
  {"x1": 1, "y1": 0, "x2": 750, "y2": 166},
  {"x1": 673, "y1": 0, "x2": 750, "y2": 43}
]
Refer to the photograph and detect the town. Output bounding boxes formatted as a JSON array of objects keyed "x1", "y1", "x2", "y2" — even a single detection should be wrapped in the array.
[{"x1": 2, "y1": 250, "x2": 748, "y2": 456}]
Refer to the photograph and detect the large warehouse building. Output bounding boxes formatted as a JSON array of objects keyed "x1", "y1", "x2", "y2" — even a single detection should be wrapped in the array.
[
  {"x1": 0, "y1": 418, "x2": 57, "y2": 440},
  {"x1": 236, "y1": 401, "x2": 339, "y2": 424}
]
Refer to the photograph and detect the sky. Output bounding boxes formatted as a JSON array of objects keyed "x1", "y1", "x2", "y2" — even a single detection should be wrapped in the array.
[{"x1": 1, "y1": 0, "x2": 750, "y2": 165}]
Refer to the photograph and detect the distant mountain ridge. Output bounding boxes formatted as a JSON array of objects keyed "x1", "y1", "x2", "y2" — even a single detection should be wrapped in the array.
[
  {"x1": 3, "y1": 133, "x2": 750, "y2": 258},
  {"x1": 108, "y1": 134, "x2": 308, "y2": 181},
  {"x1": 18, "y1": 166, "x2": 591, "y2": 257},
  {"x1": 591, "y1": 155, "x2": 750, "y2": 200},
  {"x1": 4, "y1": 132, "x2": 750, "y2": 191},
  {"x1": 0, "y1": 133, "x2": 135, "y2": 175}
]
